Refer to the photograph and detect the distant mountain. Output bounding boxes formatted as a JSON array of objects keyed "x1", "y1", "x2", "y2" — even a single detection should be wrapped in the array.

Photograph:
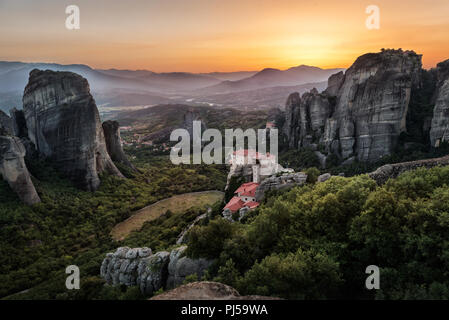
[
  {"x1": 200, "y1": 71, "x2": 258, "y2": 81},
  {"x1": 197, "y1": 65, "x2": 345, "y2": 94},
  {"x1": 0, "y1": 61, "x2": 344, "y2": 114}
]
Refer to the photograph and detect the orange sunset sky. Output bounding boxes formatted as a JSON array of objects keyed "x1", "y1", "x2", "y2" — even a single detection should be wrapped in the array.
[{"x1": 0, "y1": 0, "x2": 448, "y2": 72}]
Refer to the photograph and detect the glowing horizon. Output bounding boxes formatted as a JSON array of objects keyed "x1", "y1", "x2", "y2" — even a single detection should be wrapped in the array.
[{"x1": 1, "y1": 0, "x2": 448, "y2": 73}]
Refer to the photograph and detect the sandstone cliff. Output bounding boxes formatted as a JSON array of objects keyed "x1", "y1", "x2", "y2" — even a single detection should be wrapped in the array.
[
  {"x1": 102, "y1": 120, "x2": 137, "y2": 171},
  {"x1": 430, "y1": 60, "x2": 449, "y2": 147},
  {"x1": 284, "y1": 49, "x2": 424, "y2": 162},
  {"x1": 0, "y1": 136, "x2": 40, "y2": 205},
  {"x1": 22, "y1": 69, "x2": 124, "y2": 191}
]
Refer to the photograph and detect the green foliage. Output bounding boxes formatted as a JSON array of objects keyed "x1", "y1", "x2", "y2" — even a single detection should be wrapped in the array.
[
  {"x1": 0, "y1": 156, "x2": 226, "y2": 299},
  {"x1": 188, "y1": 167, "x2": 449, "y2": 299},
  {"x1": 185, "y1": 218, "x2": 236, "y2": 259},
  {"x1": 238, "y1": 248, "x2": 342, "y2": 299},
  {"x1": 225, "y1": 176, "x2": 245, "y2": 203},
  {"x1": 279, "y1": 149, "x2": 320, "y2": 171},
  {"x1": 304, "y1": 167, "x2": 320, "y2": 184},
  {"x1": 182, "y1": 274, "x2": 199, "y2": 285}
]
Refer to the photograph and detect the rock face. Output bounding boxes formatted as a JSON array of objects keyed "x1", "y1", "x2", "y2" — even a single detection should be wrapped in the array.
[
  {"x1": 0, "y1": 136, "x2": 40, "y2": 205},
  {"x1": 22, "y1": 69, "x2": 124, "y2": 191},
  {"x1": 166, "y1": 246, "x2": 213, "y2": 289},
  {"x1": 255, "y1": 172, "x2": 307, "y2": 201},
  {"x1": 150, "y1": 281, "x2": 282, "y2": 300},
  {"x1": 102, "y1": 120, "x2": 137, "y2": 171},
  {"x1": 100, "y1": 246, "x2": 212, "y2": 296},
  {"x1": 368, "y1": 155, "x2": 449, "y2": 185},
  {"x1": 0, "y1": 110, "x2": 13, "y2": 135},
  {"x1": 284, "y1": 49, "x2": 423, "y2": 162},
  {"x1": 430, "y1": 60, "x2": 449, "y2": 147}
]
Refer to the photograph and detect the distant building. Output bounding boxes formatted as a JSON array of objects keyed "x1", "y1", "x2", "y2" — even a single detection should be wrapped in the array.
[
  {"x1": 223, "y1": 182, "x2": 260, "y2": 221},
  {"x1": 227, "y1": 149, "x2": 287, "y2": 183}
]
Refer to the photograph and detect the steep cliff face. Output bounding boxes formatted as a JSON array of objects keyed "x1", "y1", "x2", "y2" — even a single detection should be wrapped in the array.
[
  {"x1": 0, "y1": 110, "x2": 13, "y2": 135},
  {"x1": 284, "y1": 49, "x2": 423, "y2": 162},
  {"x1": 0, "y1": 136, "x2": 40, "y2": 205},
  {"x1": 430, "y1": 60, "x2": 449, "y2": 147},
  {"x1": 22, "y1": 69, "x2": 124, "y2": 191},
  {"x1": 102, "y1": 120, "x2": 137, "y2": 171}
]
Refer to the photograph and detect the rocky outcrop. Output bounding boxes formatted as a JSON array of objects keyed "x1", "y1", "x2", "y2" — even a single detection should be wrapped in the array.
[
  {"x1": 100, "y1": 246, "x2": 213, "y2": 296},
  {"x1": 284, "y1": 49, "x2": 423, "y2": 162},
  {"x1": 255, "y1": 172, "x2": 307, "y2": 201},
  {"x1": 0, "y1": 110, "x2": 13, "y2": 135},
  {"x1": 430, "y1": 60, "x2": 449, "y2": 147},
  {"x1": 317, "y1": 173, "x2": 331, "y2": 183},
  {"x1": 368, "y1": 155, "x2": 449, "y2": 185},
  {"x1": 102, "y1": 120, "x2": 137, "y2": 171},
  {"x1": 0, "y1": 136, "x2": 40, "y2": 205},
  {"x1": 22, "y1": 69, "x2": 124, "y2": 191},
  {"x1": 167, "y1": 246, "x2": 213, "y2": 289},
  {"x1": 150, "y1": 281, "x2": 282, "y2": 300}
]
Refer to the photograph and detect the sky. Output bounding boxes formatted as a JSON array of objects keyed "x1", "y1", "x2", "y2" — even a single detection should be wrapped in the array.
[{"x1": 0, "y1": 0, "x2": 448, "y2": 72}]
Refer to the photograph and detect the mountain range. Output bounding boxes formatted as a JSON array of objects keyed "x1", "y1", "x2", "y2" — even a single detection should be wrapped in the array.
[{"x1": 0, "y1": 61, "x2": 344, "y2": 114}]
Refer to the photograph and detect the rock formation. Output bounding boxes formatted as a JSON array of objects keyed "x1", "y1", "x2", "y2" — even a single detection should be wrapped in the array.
[
  {"x1": 150, "y1": 281, "x2": 282, "y2": 300},
  {"x1": 255, "y1": 172, "x2": 307, "y2": 201},
  {"x1": 368, "y1": 155, "x2": 449, "y2": 185},
  {"x1": 430, "y1": 60, "x2": 449, "y2": 147},
  {"x1": 0, "y1": 136, "x2": 40, "y2": 205},
  {"x1": 100, "y1": 246, "x2": 212, "y2": 296},
  {"x1": 284, "y1": 49, "x2": 423, "y2": 162},
  {"x1": 102, "y1": 120, "x2": 137, "y2": 171},
  {"x1": 0, "y1": 110, "x2": 13, "y2": 135},
  {"x1": 166, "y1": 246, "x2": 213, "y2": 289},
  {"x1": 22, "y1": 69, "x2": 124, "y2": 191}
]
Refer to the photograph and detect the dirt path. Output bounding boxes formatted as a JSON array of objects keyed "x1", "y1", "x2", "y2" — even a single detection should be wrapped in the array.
[{"x1": 111, "y1": 190, "x2": 224, "y2": 241}]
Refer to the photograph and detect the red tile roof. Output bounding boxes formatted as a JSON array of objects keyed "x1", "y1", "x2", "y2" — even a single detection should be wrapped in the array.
[
  {"x1": 245, "y1": 201, "x2": 260, "y2": 209},
  {"x1": 235, "y1": 182, "x2": 259, "y2": 197},
  {"x1": 223, "y1": 196, "x2": 245, "y2": 213}
]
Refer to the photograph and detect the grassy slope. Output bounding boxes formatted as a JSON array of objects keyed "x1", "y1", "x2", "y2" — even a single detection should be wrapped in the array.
[{"x1": 111, "y1": 190, "x2": 224, "y2": 240}]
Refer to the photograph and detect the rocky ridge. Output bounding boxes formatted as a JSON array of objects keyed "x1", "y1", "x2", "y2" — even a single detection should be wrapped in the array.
[
  {"x1": 100, "y1": 246, "x2": 213, "y2": 296},
  {"x1": 283, "y1": 49, "x2": 449, "y2": 163}
]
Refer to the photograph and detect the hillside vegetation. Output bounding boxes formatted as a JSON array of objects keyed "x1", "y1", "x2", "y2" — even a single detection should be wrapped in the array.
[{"x1": 186, "y1": 166, "x2": 449, "y2": 299}]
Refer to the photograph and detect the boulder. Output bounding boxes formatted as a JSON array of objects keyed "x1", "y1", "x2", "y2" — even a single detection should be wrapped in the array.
[
  {"x1": 317, "y1": 173, "x2": 332, "y2": 183},
  {"x1": 255, "y1": 172, "x2": 307, "y2": 201}
]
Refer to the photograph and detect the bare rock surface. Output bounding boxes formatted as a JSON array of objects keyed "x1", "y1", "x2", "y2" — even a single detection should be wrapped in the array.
[
  {"x1": 430, "y1": 60, "x2": 449, "y2": 147},
  {"x1": 0, "y1": 136, "x2": 40, "y2": 205},
  {"x1": 368, "y1": 155, "x2": 449, "y2": 184},
  {"x1": 150, "y1": 281, "x2": 282, "y2": 300},
  {"x1": 284, "y1": 49, "x2": 423, "y2": 162},
  {"x1": 255, "y1": 172, "x2": 307, "y2": 201},
  {"x1": 100, "y1": 246, "x2": 213, "y2": 296},
  {"x1": 102, "y1": 120, "x2": 137, "y2": 171},
  {"x1": 22, "y1": 69, "x2": 123, "y2": 190}
]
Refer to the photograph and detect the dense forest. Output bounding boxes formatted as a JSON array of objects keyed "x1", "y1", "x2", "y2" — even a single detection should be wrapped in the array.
[
  {"x1": 186, "y1": 166, "x2": 449, "y2": 299},
  {"x1": 0, "y1": 152, "x2": 227, "y2": 299}
]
